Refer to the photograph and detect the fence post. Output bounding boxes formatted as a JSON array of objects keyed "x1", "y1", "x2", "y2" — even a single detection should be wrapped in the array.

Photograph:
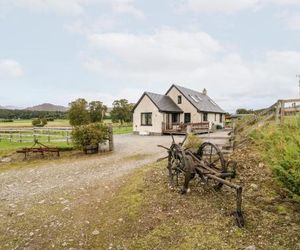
[
  {"x1": 66, "y1": 131, "x2": 69, "y2": 145},
  {"x1": 108, "y1": 125, "x2": 114, "y2": 151},
  {"x1": 280, "y1": 100, "x2": 285, "y2": 124},
  {"x1": 275, "y1": 101, "x2": 280, "y2": 124},
  {"x1": 19, "y1": 132, "x2": 22, "y2": 143},
  {"x1": 10, "y1": 132, "x2": 12, "y2": 142},
  {"x1": 48, "y1": 129, "x2": 50, "y2": 143}
]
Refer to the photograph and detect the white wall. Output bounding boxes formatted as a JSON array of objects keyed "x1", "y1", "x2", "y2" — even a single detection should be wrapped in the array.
[
  {"x1": 133, "y1": 95, "x2": 163, "y2": 134},
  {"x1": 206, "y1": 113, "x2": 225, "y2": 128},
  {"x1": 166, "y1": 86, "x2": 201, "y2": 123},
  {"x1": 167, "y1": 86, "x2": 224, "y2": 128}
]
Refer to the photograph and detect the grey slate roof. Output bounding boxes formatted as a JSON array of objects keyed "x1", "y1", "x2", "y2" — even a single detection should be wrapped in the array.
[
  {"x1": 145, "y1": 92, "x2": 183, "y2": 113},
  {"x1": 167, "y1": 85, "x2": 226, "y2": 114}
]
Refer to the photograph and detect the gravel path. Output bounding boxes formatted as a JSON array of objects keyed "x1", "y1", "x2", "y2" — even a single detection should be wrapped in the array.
[{"x1": 0, "y1": 132, "x2": 230, "y2": 205}]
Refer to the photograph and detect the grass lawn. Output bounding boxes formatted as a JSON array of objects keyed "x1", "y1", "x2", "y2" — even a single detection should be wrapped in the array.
[
  {"x1": 0, "y1": 141, "x2": 73, "y2": 156},
  {"x1": 113, "y1": 125, "x2": 133, "y2": 134}
]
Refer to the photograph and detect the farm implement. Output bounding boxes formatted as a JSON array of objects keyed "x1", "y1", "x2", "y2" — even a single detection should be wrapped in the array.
[
  {"x1": 16, "y1": 139, "x2": 60, "y2": 159},
  {"x1": 158, "y1": 134, "x2": 245, "y2": 227}
]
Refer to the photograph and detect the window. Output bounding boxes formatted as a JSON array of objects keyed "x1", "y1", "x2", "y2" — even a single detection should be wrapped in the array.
[
  {"x1": 219, "y1": 114, "x2": 223, "y2": 123},
  {"x1": 189, "y1": 95, "x2": 199, "y2": 103},
  {"x1": 172, "y1": 113, "x2": 180, "y2": 124},
  {"x1": 203, "y1": 112, "x2": 208, "y2": 122},
  {"x1": 214, "y1": 114, "x2": 217, "y2": 122},
  {"x1": 178, "y1": 95, "x2": 182, "y2": 104},
  {"x1": 209, "y1": 99, "x2": 217, "y2": 106},
  {"x1": 184, "y1": 113, "x2": 191, "y2": 123},
  {"x1": 197, "y1": 95, "x2": 203, "y2": 101},
  {"x1": 141, "y1": 113, "x2": 152, "y2": 126}
]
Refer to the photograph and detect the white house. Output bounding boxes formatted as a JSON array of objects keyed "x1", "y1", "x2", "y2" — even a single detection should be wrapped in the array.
[{"x1": 133, "y1": 84, "x2": 226, "y2": 135}]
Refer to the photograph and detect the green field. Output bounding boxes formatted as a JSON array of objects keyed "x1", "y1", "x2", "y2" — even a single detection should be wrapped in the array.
[
  {"x1": 0, "y1": 120, "x2": 133, "y2": 156},
  {"x1": 0, "y1": 119, "x2": 70, "y2": 128}
]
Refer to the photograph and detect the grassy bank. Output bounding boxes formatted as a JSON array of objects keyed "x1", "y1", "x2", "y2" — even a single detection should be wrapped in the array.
[
  {"x1": 250, "y1": 116, "x2": 300, "y2": 197},
  {"x1": 2, "y1": 156, "x2": 299, "y2": 249}
]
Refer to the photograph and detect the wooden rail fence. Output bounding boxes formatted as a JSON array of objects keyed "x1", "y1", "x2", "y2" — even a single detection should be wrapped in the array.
[{"x1": 0, "y1": 127, "x2": 72, "y2": 144}]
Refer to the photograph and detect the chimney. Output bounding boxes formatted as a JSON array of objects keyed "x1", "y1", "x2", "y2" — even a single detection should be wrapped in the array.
[{"x1": 202, "y1": 88, "x2": 207, "y2": 95}]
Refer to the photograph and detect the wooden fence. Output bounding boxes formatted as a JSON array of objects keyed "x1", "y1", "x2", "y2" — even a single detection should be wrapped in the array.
[
  {"x1": 0, "y1": 125, "x2": 118, "y2": 151},
  {"x1": 0, "y1": 127, "x2": 72, "y2": 144},
  {"x1": 230, "y1": 98, "x2": 300, "y2": 149}
]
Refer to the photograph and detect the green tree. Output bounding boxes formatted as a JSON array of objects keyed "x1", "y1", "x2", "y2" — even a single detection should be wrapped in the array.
[
  {"x1": 111, "y1": 99, "x2": 134, "y2": 124},
  {"x1": 68, "y1": 98, "x2": 90, "y2": 126},
  {"x1": 89, "y1": 101, "x2": 107, "y2": 123}
]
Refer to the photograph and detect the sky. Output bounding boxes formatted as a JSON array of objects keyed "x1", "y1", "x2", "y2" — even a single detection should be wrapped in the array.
[{"x1": 0, "y1": 0, "x2": 300, "y2": 112}]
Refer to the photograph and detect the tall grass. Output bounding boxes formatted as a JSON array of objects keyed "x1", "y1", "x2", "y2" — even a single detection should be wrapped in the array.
[{"x1": 249, "y1": 117, "x2": 300, "y2": 196}]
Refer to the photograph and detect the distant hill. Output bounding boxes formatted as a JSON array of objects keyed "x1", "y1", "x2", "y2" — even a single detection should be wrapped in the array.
[{"x1": 25, "y1": 103, "x2": 68, "y2": 112}]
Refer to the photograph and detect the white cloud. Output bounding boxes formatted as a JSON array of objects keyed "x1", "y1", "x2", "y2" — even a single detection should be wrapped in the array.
[
  {"x1": 285, "y1": 13, "x2": 300, "y2": 30},
  {"x1": 83, "y1": 29, "x2": 300, "y2": 111},
  {"x1": 2, "y1": 0, "x2": 144, "y2": 17},
  {"x1": 179, "y1": 0, "x2": 259, "y2": 14},
  {"x1": 3, "y1": 0, "x2": 85, "y2": 15},
  {"x1": 111, "y1": 0, "x2": 144, "y2": 19},
  {"x1": 177, "y1": 0, "x2": 300, "y2": 14},
  {"x1": 0, "y1": 59, "x2": 23, "y2": 78}
]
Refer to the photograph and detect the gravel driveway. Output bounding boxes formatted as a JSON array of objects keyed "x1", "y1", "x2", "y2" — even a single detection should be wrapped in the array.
[
  {"x1": 0, "y1": 132, "x2": 230, "y2": 205},
  {"x1": 0, "y1": 132, "x2": 231, "y2": 249}
]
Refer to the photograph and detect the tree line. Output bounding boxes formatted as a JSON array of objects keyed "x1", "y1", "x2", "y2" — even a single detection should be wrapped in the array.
[
  {"x1": 0, "y1": 109, "x2": 66, "y2": 120},
  {"x1": 0, "y1": 98, "x2": 135, "y2": 124}
]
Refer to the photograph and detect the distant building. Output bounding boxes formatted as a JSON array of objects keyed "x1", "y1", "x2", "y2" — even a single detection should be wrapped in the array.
[{"x1": 133, "y1": 84, "x2": 226, "y2": 135}]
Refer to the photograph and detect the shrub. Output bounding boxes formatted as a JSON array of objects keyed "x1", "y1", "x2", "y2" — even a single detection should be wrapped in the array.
[
  {"x1": 183, "y1": 133, "x2": 203, "y2": 152},
  {"x1": 249, "y1": 117, "x2": 300, "y2": 196},
  {"x1": 32, "y1": 118, "x2": 48, "y2": 127},
  {"x1": 1, "y1": 119, "x2": 13, "y2": 122},
  {"x1": 216, "y1": 124, "x2": 223, "y2": 130},
  {"x1": 71, "y1": 123, "x2": 109, "y2": 150}
]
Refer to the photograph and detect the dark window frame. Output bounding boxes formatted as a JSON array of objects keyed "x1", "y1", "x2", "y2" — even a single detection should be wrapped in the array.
[
  {"x1": 203, "y1": 112, "x2": 208, "y2": 122},
  {"x1": 172, "y1": 113, "x2": 180, "y2": 124},
  {"x1": 141, "y1": 112, "x2": 152, "y2": 126},
  {"x1": 219, "y1": 114, "x2": 223, "y2": 123},
  {"x1": 178, "y1": 95, "x2": 182, "y2": 104},
  {"x1": 184, "y1": 113, "x2": 191, "y2": 124}
]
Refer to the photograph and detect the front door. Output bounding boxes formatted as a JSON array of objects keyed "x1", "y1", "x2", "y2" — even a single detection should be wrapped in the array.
[{"x1": 184, "y1": 113, "x2": 191, "y2": 123}]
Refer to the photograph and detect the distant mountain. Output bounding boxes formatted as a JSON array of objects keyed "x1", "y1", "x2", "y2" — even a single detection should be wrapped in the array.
[{"x1": 25, "y1": 103, "x2": 68, "y2": 112}]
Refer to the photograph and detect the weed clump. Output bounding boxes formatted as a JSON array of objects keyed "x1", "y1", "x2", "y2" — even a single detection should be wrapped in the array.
[{"x1": 183, "y1": 133, "x2": 203, "y2": 152}]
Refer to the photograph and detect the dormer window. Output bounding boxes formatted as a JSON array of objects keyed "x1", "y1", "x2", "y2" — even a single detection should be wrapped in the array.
[{"x1": 178, "y1": 95, "x2": 182, "y2": 104}]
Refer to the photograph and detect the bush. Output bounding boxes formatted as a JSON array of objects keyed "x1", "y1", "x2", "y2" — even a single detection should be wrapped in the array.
[
  {"x1": 1, "y1": 119, "x2": 13, "y2": 122},
  {"x1": 32, "y1": 118, "x2": 48, "y2": 127},
  {"x1": 216, "y1": 124, "x2": 223, "y2": 130},
  {"x1": 249, "y1": 117, "x2": 300, "y2": 196},
  {"x1": 183, "y1": 133, "x2": 203, "y2": 152},
  {"x1": 71, "y1": 123, "x2": 109, "y2": 150}
]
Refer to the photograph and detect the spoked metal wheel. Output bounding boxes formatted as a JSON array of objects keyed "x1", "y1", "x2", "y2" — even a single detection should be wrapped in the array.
[
  {"x1": 196, "y1": 142, "x2": 227, "y2": 189},
  {"x1": 168, "y1": 144, "x2": 187, "y2": 187}
]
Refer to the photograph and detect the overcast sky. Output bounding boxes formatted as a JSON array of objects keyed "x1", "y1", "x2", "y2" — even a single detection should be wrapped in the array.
[{"x1": 0, "y1": 0, "x2": 300, "y2": 112}]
